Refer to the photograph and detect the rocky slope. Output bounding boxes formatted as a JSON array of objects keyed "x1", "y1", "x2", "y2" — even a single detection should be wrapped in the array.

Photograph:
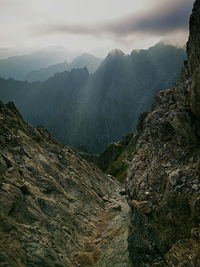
[
  {"x1": 0, "y1": 101, "x2": 129, "y2": 266},
  {"x1": 126, "y1": 1, "x2": 200, "y2": 266}
]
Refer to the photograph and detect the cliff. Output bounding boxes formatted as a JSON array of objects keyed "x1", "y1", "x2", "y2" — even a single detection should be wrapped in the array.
[{"x1": 126, "y1": 0, "x2": 200, "y2": 266}]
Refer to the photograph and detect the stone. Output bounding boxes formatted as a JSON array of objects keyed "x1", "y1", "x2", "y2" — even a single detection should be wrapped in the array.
[
  {"x1": 119, "y1": 190, "x2": 127, "y2": 195},
  {"x1": 192, "y1": 184, "x2": 199, "y2": 190},
  {"x1": 110, "y1": 204, "x2": 122, "y2": 211},
  {"x1": 131, "y1": 200, "x2": 152, "y2": 214},
  {"x1": 126, "y1": 1, "x2": 200, "y2": 265},
  {"x1": 0, "y1": 101, "x2": 128, "y2": 266}
]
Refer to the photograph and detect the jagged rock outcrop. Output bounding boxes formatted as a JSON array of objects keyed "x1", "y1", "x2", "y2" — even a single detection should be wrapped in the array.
[
  {"x1": 77, "y1": 134, "x2": 131, "y2": 181},
  {"x1": 126, "y1": 1, "x2": 200, "y2": 266},
  {"x1": 187, "y1": 0, "x2": 200, "y2": 119},
  {"x1": 0, "y1": 101, "x2": 129, "y2": 266},
  {"x1": 78, "y1": 133, "x2": 138, "y2": 183}
]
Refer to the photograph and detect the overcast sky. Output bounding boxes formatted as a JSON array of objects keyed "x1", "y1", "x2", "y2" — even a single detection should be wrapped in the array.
[{"x1": 0, "y1": 0, "x2": 194, "y2": 57}]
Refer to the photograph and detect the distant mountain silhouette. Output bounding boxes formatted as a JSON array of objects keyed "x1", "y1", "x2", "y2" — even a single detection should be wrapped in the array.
[
  {"x1": 0, "y1": 43, "x2": 186, "y2": 152},
  {"x1": 25, "y1": 54, "x2": 103, "y2": 82},
  {"x1": 0, "y1": 47, "x2": 71, "y2": 80},
  {"x1": 25, "y1": 61, "x2": 69, "y2": 82}
]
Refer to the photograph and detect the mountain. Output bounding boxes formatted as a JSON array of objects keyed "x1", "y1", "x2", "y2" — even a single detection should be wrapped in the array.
[
  {"x1": 25, "y1": 53, "x2": 103, "y2": 82},
  {"x1": 0, "y1": 1, "x2": 199, "y2": 266},
  {"x1": 78, "y1": 132, "x2": 137, "y2": 183},
  {"x1": 0, "y1": 43, "x2": 186, "y2": 153},
  {"x1": 0, "y1": 46, "x2": 35, "y2": 60},
  {"x1": 25, "y1": 61, "x2": 69, "y2": 82},
  {"x1": 69, "y1": 53, "x2": 103, "y2": 73},
  {"x1": 0, "y1": 67, "x2": 90, "y2": 148},
  {"x1": 0, "y1": 101, "x2": 130, "y2": 266},
  {"x1": 71, "y1": 44, "x2": 186, "y2": 152},
  {"x1": 124, "y1": 1, "x2": 200, "y2": 265},
  {"x1": 81, "y1": 1, "x2": 200, "y2": 265},
  {"x1": 0, "y1": 46, "x2": 73, "y2": 80}
]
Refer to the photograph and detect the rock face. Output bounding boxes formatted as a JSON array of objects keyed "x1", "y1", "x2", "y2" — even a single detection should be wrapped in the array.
[
  {"x1": 0, "y1": 101, "x2": 129, "y2": 266},
  {"x1": 126, "y1": 1, "x2": 200, "y2": 266},
  {"x1": 187, "y1": 0, "x2": 200, "y2": 119},
  {"x1": 78, "y1": 133, "x2": 138, "y2": 183}
]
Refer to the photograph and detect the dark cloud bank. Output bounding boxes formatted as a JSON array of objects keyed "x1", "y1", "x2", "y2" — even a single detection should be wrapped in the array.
[{"x1": 33, "y1": 0, "x2": 194, "y2": 38}]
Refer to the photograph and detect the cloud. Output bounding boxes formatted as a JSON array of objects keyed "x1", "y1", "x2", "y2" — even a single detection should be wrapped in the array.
[
  {"x1": 0, "y1": 0, "x2": 26, "y2": 6},
  {"x1": 31, "y1": 0, "x2": 194, "y2": 39}
]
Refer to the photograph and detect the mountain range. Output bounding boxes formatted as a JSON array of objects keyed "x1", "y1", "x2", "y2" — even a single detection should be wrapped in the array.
[
  {"x1": 0, "y1": 43, "x2": 186, "y2": 153},
  {"x1": 0, "y1": 48, "x2": 102, "y2": 81},
  {"x1": 74, "y1": 44, "x2": 186, "y2": 152},
  {"x1": 25, "y1": 53, "x2": 103, "y2": 82}
]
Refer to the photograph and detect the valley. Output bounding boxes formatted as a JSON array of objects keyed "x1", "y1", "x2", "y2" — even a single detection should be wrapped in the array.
[{"x1": 0, "y1": 0, "x2": 199, "y2": 266}]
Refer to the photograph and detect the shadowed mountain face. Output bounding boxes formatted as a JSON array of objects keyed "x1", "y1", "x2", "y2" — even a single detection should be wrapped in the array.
[
  {"x1": 25, "y1": 61, "x2": 69, "y2": 82},
  {"x1": 75, "y1": 44, "x2": 186, "y2": 152},
  {"x1": 0, "y1": 43, "x2": 186, "y2": 153},
  {"x1": 0, "y1": 67, "x2": 90, "y2": 147}
]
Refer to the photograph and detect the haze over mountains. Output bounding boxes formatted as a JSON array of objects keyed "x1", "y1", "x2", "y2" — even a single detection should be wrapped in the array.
[
  {"x1": 0, "y1": 42, "x2": 186, "y2": 153},
  {"x1": 0, "y1": 47, "x2": 102, "y2": 81},
  {"x1": 26, "y1": 53, "x2": 103, "y2": 82}
]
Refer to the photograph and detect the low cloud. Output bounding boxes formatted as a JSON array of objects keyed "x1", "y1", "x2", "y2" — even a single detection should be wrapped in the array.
[{"x1": 32, "y1": 0, "x2": 194, "y2": 39}]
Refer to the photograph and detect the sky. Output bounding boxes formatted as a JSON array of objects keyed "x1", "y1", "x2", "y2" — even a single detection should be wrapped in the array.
[{"x1": 0, "y1": 0, "x2": 195, "y2": 58}]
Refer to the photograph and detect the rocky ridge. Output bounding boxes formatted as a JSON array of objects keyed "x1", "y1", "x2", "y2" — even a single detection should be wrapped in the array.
[
  {"x1": 126, "y1": 0, "x2": 200, "y2": 266},
  {"x1": 0, "y1": 101, "x2": 129, "y2": 266}
]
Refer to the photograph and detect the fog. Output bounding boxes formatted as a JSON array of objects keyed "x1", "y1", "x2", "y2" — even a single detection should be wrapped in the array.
[{"x1": 0, "y1": 0, "x2": 194, "y2": 57}]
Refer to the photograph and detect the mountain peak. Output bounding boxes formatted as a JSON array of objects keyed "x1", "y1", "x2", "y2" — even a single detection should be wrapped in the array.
[{"x1": 107, "y1": 49, "x2": 125, "y2": 57}]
